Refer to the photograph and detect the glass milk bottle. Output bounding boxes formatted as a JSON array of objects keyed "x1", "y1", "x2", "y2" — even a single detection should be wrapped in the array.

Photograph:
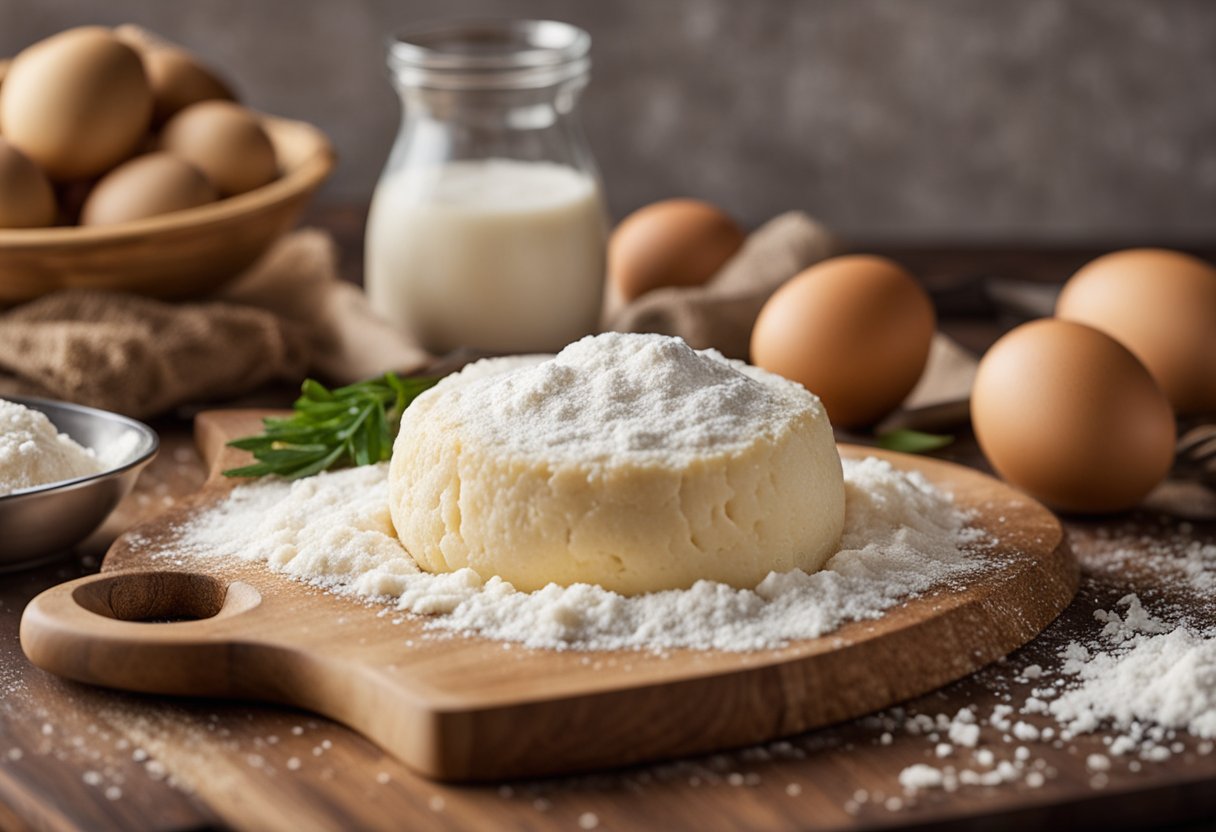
[{"x1": 366, "y1": 20, "x2": 608, "y2": 354}]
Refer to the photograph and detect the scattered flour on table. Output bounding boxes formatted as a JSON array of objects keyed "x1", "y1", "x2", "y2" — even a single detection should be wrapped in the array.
[
  {"x1": 167, "y1": 455, "x2": 991, "y2": 651},
  {"x1": 1050, "y1": 595, "x2": 1216, "y2": 741},
  {"x1": 1086, "y1": 528, "x2": 1216, "y2": 597},
  {"x1": 892, "y1": 590, "x2": 1216, "y2": 801},
  {"x1": 0, "y1": 398, "x2": 102, "y2": 496}
]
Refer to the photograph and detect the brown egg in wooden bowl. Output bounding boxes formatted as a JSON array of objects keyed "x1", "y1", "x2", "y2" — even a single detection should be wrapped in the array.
[
  {"x1": 0, "y1": 114, "x2": 334, "y2": 305},
  {"x1": 0, "y1": 26, "x2": 335, "y2": 305}
]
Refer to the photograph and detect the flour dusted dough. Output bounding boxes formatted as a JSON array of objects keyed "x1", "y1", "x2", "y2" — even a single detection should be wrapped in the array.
[{"x1": 388, "y1": 333, "x2": 844, "y2": 594}]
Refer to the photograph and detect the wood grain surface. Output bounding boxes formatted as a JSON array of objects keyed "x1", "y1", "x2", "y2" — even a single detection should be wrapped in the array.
[{"x1": 21, "y1": 409, "x2": 1077, "y2": 782}]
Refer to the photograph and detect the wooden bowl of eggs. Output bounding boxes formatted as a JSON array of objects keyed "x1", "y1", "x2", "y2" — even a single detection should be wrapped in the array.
[{"x1": 0, "y1": 26, "x2": 335, "y2": 305}]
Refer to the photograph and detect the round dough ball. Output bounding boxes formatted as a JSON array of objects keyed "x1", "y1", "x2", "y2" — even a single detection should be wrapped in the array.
[
  {"x1": 389, "y1": 334, "x2": 845, "y2": 595},
  {"x1": 0, "y1": 27, "x2": 152, "y2": 181},
  {"x1": 159, "y1": 100, "x2": 277, "y2": 196},
  {"x1": 971, "y1": 319, "x2": 1176, "y2": 514},
  {"x1": 1056, "y1": 248, "x2": 1216, "y2": 415},
  {"x1": 0, "y1": 138, "x2": 57, "y2": 228},
  {"x1": 81, "y1": 152, "x2": 217, "y2": 226},
  {"x1": 751, "y1": 254, "x2": 935, "y2": 428},
  {"x1": 609, "y1": 199, "x2": 745, "y2": 301}
]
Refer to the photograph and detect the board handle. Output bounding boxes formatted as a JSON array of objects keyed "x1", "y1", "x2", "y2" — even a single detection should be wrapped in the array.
[{"x1": 20, "y1": 570, "x2": 263, "y2": 697}]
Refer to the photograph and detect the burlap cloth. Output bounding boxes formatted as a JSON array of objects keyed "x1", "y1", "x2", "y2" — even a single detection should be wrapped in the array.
[{"x1": 0, "y1": 211, "x2": 972, "y2": 419}]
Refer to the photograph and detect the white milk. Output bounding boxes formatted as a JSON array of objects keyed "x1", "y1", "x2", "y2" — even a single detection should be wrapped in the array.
[{"x1": 365, "y1": 159, "x2": 607, "y2": 354}]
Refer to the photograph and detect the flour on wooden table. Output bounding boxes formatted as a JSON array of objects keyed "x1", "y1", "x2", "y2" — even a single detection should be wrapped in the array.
[
  {"x1": 167, "y1": 456, "x2": 990, "y2": 652},
  {"x1": 1050, "y1": 595, "x2": 1216, "y2": 740},
  {"x1": 891, "y1": 591, "x2": 1216, "y2": 802}
]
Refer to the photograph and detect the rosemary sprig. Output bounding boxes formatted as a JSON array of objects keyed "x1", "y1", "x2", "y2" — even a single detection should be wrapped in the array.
[{"x1": 223, "y1": 373, "x2": 438, "y2": 480}]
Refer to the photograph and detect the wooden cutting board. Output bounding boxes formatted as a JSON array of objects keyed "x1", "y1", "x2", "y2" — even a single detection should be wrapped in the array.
[{"x1": 20, "y1": 410, "x2": 1077, "y2": 783}]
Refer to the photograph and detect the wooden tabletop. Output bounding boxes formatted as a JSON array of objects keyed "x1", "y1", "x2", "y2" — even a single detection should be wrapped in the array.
[{"x1": 1, "y1": 225, "x2": 1213, "y2": 831}]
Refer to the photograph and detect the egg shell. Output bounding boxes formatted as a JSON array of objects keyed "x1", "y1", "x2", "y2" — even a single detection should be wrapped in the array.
[
  {"x1": 0, "y1": 137, "x2": 57, "y2": 228},
  {"x1": 80, "y1": 152, "x2": 217, "y2": 227},
  {"x1": 111, "y1": 27, "x2": 234, "y2": 123},
  {"x1": 144, "y1": 48, "x2": 234, "y2": 124},
  {"x1": 609, "y1": 198, "x2": 745, "y2": 301},
  {"x1": 159, "y1": 100, "x2": 277, "y2": 196},
  {"x1": 1056, "y1": 248, "x2": 1216, "y2": 415},
  {"x1": 750, "y1": 254, "x2": 935, "y2": 428},
  {"x1": 119, "y1": 29, "x2": 237, "y2": 125},
  {"x1": 0, "y1": 27, "x2": 152, "y2": 181},
  {"x1": 112, "y1": 23, "x2": 167, "y2": 50},
  {"x1": 971, "y1": 319, "x2": 1176, "y2": 514}
]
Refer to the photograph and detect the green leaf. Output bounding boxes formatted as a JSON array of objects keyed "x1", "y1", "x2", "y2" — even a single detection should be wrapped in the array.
[
  {"x1": 876, "y1": 429, "x2": 954, "y2": 454},
  {"x1": 367, "y1": 403, "x2": 386, "y2": 463},
  {"x1": 252, "y1": 446, "x2": 331, "y2": 463},
  {"x1": 221, "y1": 461, "x2": 279, "y2": 478},
  {"x1": 301, "y1": 378, "x2": 336, "y2": 402},
  {"x1": 226, "y1": 435, "x2": 280, "y2": 452},
  {"x1": 351, "y1": 421, "x2": 372, "y2": 466},
  {"x1": 222, "y1": 373, "x2": 439, "y2": 480},
  {"x1": 281, "y1": 443, "x2": 348, "y2": 480}
]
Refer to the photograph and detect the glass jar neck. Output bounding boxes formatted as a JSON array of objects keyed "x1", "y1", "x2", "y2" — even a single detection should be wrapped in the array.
[
  {"x1": 395, "y1": 78, "x2": 586, "y2": 128},
  {"x1": 383, "y1": 20, "x2": 595, "y2": 164},
  {"x1": 387, "y1": 19, "x2": 590, "y2": 104}
]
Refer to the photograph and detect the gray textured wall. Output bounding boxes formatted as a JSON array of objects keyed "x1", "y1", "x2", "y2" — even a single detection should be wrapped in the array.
[{"x1": 2, "y1": 0, "x2": 1214, "y2": 241}]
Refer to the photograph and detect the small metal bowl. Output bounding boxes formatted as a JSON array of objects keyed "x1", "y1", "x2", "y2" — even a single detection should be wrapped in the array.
[{"x1": 0, "y1": 396, "x2": 158, "y2": 569}]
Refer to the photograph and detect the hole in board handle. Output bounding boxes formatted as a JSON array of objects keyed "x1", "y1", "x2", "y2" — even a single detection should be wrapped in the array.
[{"x1": 71, "y1": 572, "x2": 261, "y2": 623}]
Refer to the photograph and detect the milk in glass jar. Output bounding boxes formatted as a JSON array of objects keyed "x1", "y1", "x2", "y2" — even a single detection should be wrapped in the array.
[{"x1": 365, "y1": 20, "x2": 607, "y2": 354}]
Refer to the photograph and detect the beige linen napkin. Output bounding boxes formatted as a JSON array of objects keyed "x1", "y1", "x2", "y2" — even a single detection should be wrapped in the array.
[{"x1": 0, "y1": 230, "x2": 430, "y2": 418}]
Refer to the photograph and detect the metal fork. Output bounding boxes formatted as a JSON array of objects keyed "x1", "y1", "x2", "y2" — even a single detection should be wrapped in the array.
[{"x1": 1175, "y1": 420, "x2": 1216, "y2": 488}]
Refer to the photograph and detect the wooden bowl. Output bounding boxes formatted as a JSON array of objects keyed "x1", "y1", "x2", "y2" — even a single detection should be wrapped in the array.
[{"x1": 0, "y1": 114, "x2": 335, "y2": 306}]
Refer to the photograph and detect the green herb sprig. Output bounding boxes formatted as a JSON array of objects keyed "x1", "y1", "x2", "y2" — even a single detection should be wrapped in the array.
[
  {"x1": 223, "y1": 373, "x2": 438, "y2": 480},
  {"x1": 876, "y1": 428, "x2": 954, "y2": 454}
]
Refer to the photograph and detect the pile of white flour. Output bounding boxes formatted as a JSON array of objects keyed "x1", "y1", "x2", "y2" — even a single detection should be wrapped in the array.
[
  {"x1": 0, "y1": 398, "x2": 103, "y2": 496},
  {"x1": 457, "y1": 335, "x2": 807, "y2": 464},
  {"x1": 1050, "y1": 595, "x2": 1216, "y2": 741},
  {"x1": 165, "y1": 455, "x2": 990, "y2": 651}
]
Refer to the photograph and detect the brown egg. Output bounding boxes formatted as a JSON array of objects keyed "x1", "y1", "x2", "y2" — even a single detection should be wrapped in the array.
[
  {"x1": 159, "y1": 100, "x2": 277, "y2": 196},
  {"x1": 972, "y1": 319, "x2": 1175, "y2": 514},
  {"x1": 750, "y1": 254, "x2": 935, "y2": 428},
  {"x1": 80, "y1": 152, "x2": 217, "y2": 226},
  {"x1": 0, "y1": 59, "x2": 11, "y2": 133},
  {"x1": 113, "y1": 26, "x2": 234, "y2": 125},
  {"x1": 142, "y1": 47, "x2": 234, "y2": 124},
  {"x1": 0, "y1": 137, "x2": 56, "y2": 228},
  {"x1": 0, "y1": 27, "x2": 152, "y2": 180},
  {"x1": 111, "y1": 23, "x2": 165, "y2": 50},
  {"x1": 609, "y1": 199, "x2": 745, "y2": 301},
  {"x1": 1056, "y1": 248, "x2": 1216, "y2": 415}
]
